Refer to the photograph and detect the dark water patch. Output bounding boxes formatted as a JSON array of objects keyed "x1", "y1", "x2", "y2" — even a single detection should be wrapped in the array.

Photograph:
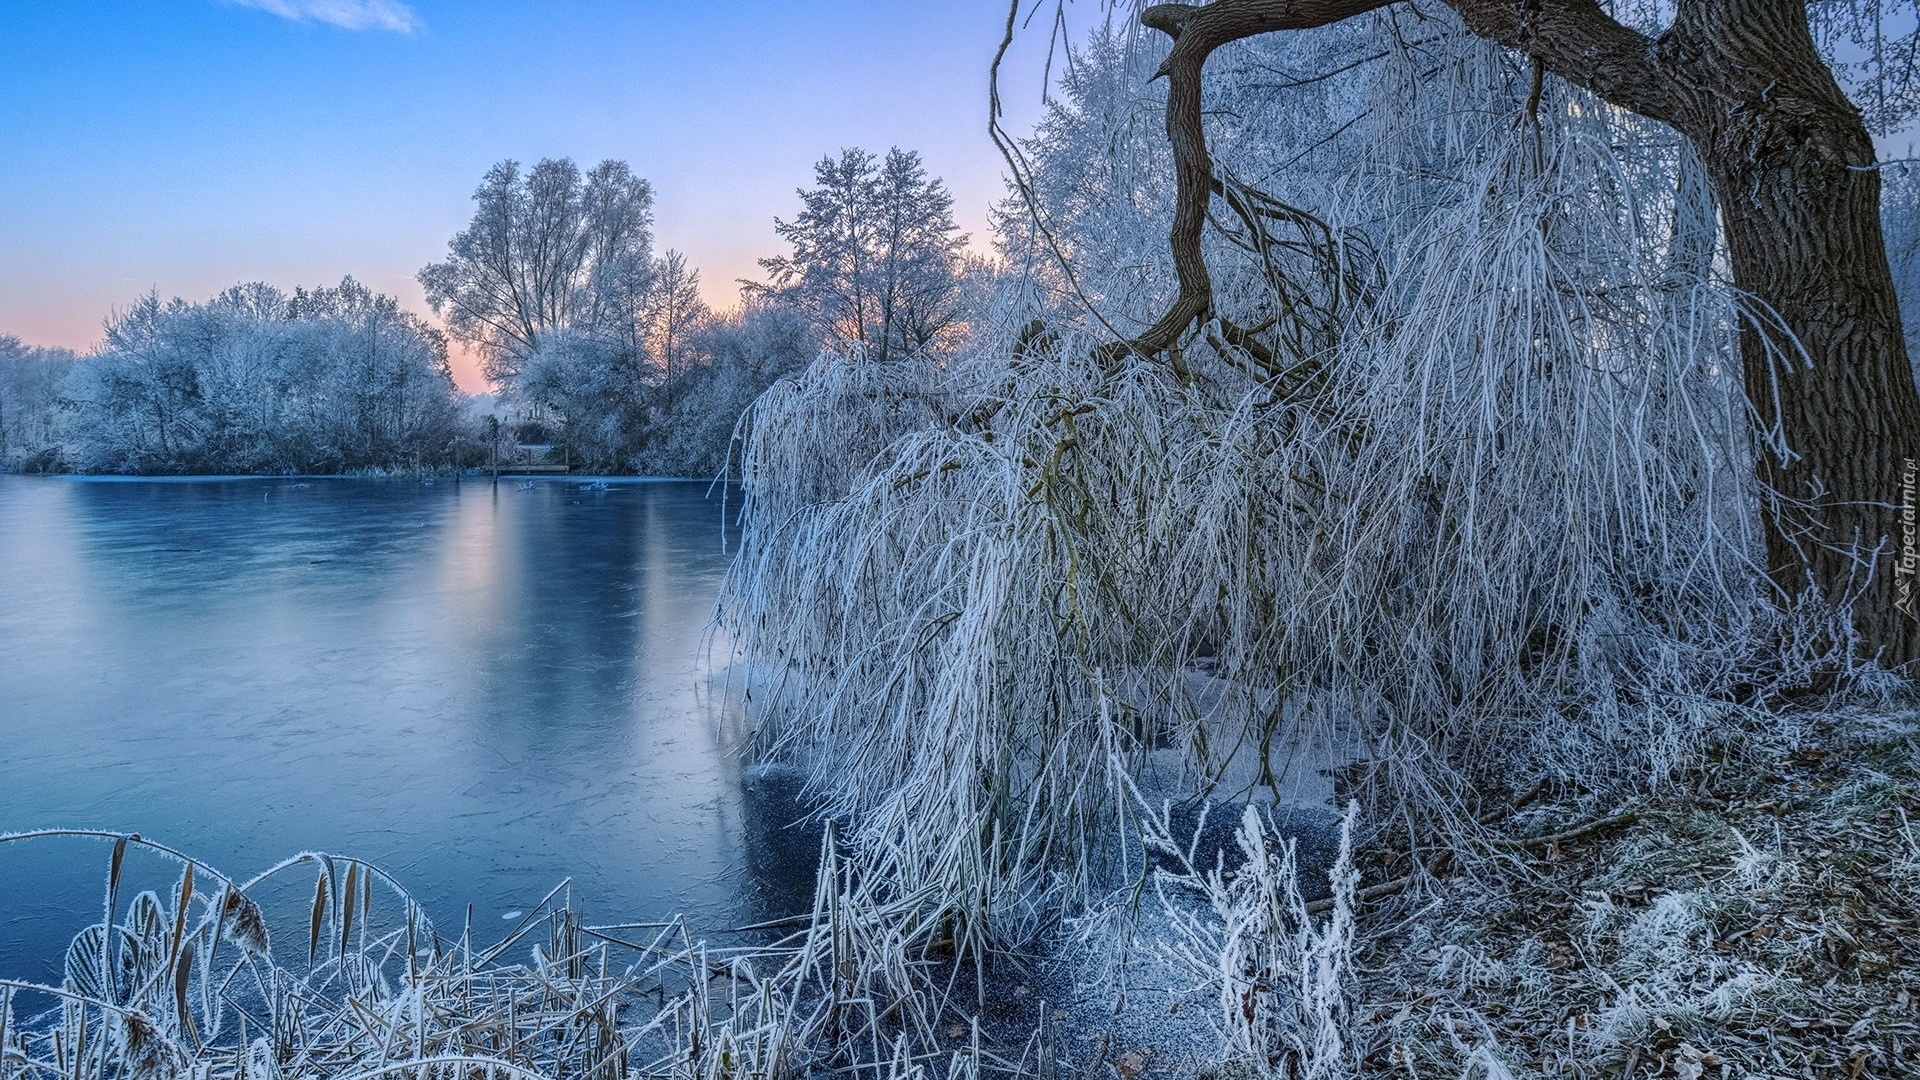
[
  {"x1": 737, "y1": 766, "x2": 830, "y2": 927},
  {"x1": 1155, "y1": 799, "x2": 1345, "y2": 901}
]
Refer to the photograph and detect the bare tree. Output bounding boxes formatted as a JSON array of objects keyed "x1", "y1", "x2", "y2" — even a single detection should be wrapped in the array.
[
  {"x1": 759, "y1": 147, "x2": 969, "y2": 361},
  {"x1": 1124, "y1": 0, "x2": 1920, "y2": 668},
  {"x1": 418, "y1": 158, "x2": 653, "y2": 387},
  {"x1": 645, "y1": 249, "x2": 708, "y2": 395}
]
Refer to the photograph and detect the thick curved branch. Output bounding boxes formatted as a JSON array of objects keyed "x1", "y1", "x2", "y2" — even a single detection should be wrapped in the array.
[
  {"x1": 1129, "y1": 0, "x2": 1392, "y2": 359},
  {"x1": 1129, "y1": 0, "x2": 1674, "y2": 361},
  {"x1": 1445, "y1": 0, "x2": 1678, "y2": 125}
]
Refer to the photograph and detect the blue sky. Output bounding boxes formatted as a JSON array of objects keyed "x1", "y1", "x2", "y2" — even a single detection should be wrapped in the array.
[{"x1": 0, "y1": 0, "x2": 1085, "y2": 388}]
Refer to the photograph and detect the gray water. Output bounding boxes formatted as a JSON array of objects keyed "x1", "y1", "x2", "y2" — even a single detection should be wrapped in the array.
[{"x1": 0, "y1": 475, "x2": 814, "y2": 983}]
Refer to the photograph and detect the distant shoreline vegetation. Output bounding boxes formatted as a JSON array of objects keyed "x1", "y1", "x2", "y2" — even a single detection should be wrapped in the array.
[
  {"x1": 0, "y1": 280, "x2": 469, "y2": 477},
  {"x1": 0, "y1": 270, "x2": 825, "y2": 481},
  {"x1": 2, "y1": 146, "x2": 973, "y2": 480},
  {"x1": 0, "y1": 275, "x2": 816, "y2": 480}
]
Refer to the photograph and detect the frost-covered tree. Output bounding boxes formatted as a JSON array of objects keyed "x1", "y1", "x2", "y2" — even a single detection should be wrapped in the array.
[
  {"x1": 512, "y1": 248, "x2": 716, "y2": 471},
  {"x1": 284, "y1": 277, "x2": 465, "y2": 467},
  {"x1": 418, "y1": 158, "x2": 654, "y2": 387},
  {"x1": 645, "y1": 249, "x2": 710, "y2": 394},
  {"x1": 713, "y1": 4, "x2": 1920, "y2": 980},
  {"x1": 1881, "y1": 163, "x2": 1920, "y2": 389},
  {"x1": 1119, "y1": 0, "x2": 1920, "y2": 665},
  {"x1": 63, "y1": 279, "x2": 462, "y2": 474},
  {"x1": 758, "y1": 147, "x2": 970, "y2": 361},
  {"x1": 991, "y1": 24, "x2": 1175, "y2": 331},
  {"x1": 631, "y1": 298, "x2": 818, "y2": 477},
  {"x1": 517, "y1": 331, "x2": 652, "y2": 471},
  {"x1": 0, "y1": 336, "x2": 79, "y2": 471},
  {"x1": 422, "y1": 157, "x2": 758, "y2": 470}
]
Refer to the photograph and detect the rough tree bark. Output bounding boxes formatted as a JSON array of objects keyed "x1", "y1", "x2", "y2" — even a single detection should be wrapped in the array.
[{"x1": 1138, "y1": 0, "x2": 1920, "y2": 670}]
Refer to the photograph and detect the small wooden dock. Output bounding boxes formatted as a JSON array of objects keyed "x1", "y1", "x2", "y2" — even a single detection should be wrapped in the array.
[{"x1": 490, "y1": 463, "x2": 571, "y2": 476}]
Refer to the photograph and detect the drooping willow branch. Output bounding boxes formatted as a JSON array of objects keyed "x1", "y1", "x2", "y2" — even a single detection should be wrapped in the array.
[
  {"x1": 1125, "y1": 0, "x2": 1393, "y2": 361},
  {"x1": 1126, "y1": 0, "x2": 1678, "y2": 364}
]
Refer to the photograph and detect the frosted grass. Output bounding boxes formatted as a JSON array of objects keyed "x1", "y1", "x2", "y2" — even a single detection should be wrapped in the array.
[{"x1": 6, "y1": 15, "x2": 1899, "y2": 1080}]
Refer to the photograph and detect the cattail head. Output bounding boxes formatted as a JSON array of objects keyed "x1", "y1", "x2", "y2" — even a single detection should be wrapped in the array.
[
  {"x1": 218, "y1": 887, "x2": 271, "y2": 957},
  {"x1": 116, "y1": 1011, "x2": 184, "y2": 1080}
]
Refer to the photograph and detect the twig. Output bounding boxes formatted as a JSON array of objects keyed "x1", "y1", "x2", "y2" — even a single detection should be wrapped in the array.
[
  {"x1": 1497, "y1": 810, "x2": 1646, "y2": 851},
  {"x1": 1305, "y1": 874, "x2": 1412, "y2": 915},
  {"x1": 1479, "y1": 775, "x2": 1553, "y2": 823}
]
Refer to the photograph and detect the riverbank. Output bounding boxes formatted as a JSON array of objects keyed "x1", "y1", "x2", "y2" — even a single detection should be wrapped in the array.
[
  {"x1": 971, "y1": 693, "x2": 1920, "y2": 1078},
  {"x1": 1341, "y1": 696, "x2": 1920, "y2": 1078},
  {"x1": 4, "y1": 692, "x2": 1916, "y2": 1077}
]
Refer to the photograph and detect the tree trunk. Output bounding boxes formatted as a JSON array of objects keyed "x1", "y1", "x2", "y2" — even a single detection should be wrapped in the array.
[
  {"x1": 1139, "y1": 0, "x2": 1920, "y2": 669},
  {"x1": 1664, "y1": 0, "x2": 1920, "y2": 668}
]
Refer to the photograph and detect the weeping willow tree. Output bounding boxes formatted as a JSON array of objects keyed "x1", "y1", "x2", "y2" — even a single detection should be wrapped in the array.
[
  {"x1": 720, "y1": 1, "x2": 1920, "y2": 968},
  {"x1": 1131, "y1": 0, "x2": 1920, "y2": 667}
]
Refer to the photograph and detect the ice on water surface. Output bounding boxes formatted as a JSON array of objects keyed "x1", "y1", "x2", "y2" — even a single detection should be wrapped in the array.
[{"x1": 0, "y1": 475, "x2": 811, "y2": 984}]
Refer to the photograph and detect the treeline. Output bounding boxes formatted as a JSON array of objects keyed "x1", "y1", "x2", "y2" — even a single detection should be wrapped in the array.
[
  {"x1": 0, "y1": 145, "x2": 974, "y2": 476},
  {"x1": 0, "y1": 280, "x2": 463, "y2": 474},
  {"x1": 416, "y1": 147, "x2": 974, "y2": 474},
  {"x1": 0, "y1": 336, "x2": 78, "y2": 472}
]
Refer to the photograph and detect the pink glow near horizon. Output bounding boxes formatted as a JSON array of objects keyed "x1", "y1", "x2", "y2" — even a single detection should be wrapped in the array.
[
  {"x1": 0, "y1": 0, "x2": 1064, "y2": 399},
  {"x1": 0, "y1": 219, "x2": 994, "y2": 397}
]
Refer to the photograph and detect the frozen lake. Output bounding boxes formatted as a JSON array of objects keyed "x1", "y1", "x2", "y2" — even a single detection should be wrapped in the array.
[{"x1": 0, "y1": 474, "x2": 813, "y2": 983}]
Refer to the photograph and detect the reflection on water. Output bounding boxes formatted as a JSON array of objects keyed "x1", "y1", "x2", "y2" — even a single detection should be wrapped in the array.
[{"x1": 0, "y1": 475, "x2": 808, "y2": 983}]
